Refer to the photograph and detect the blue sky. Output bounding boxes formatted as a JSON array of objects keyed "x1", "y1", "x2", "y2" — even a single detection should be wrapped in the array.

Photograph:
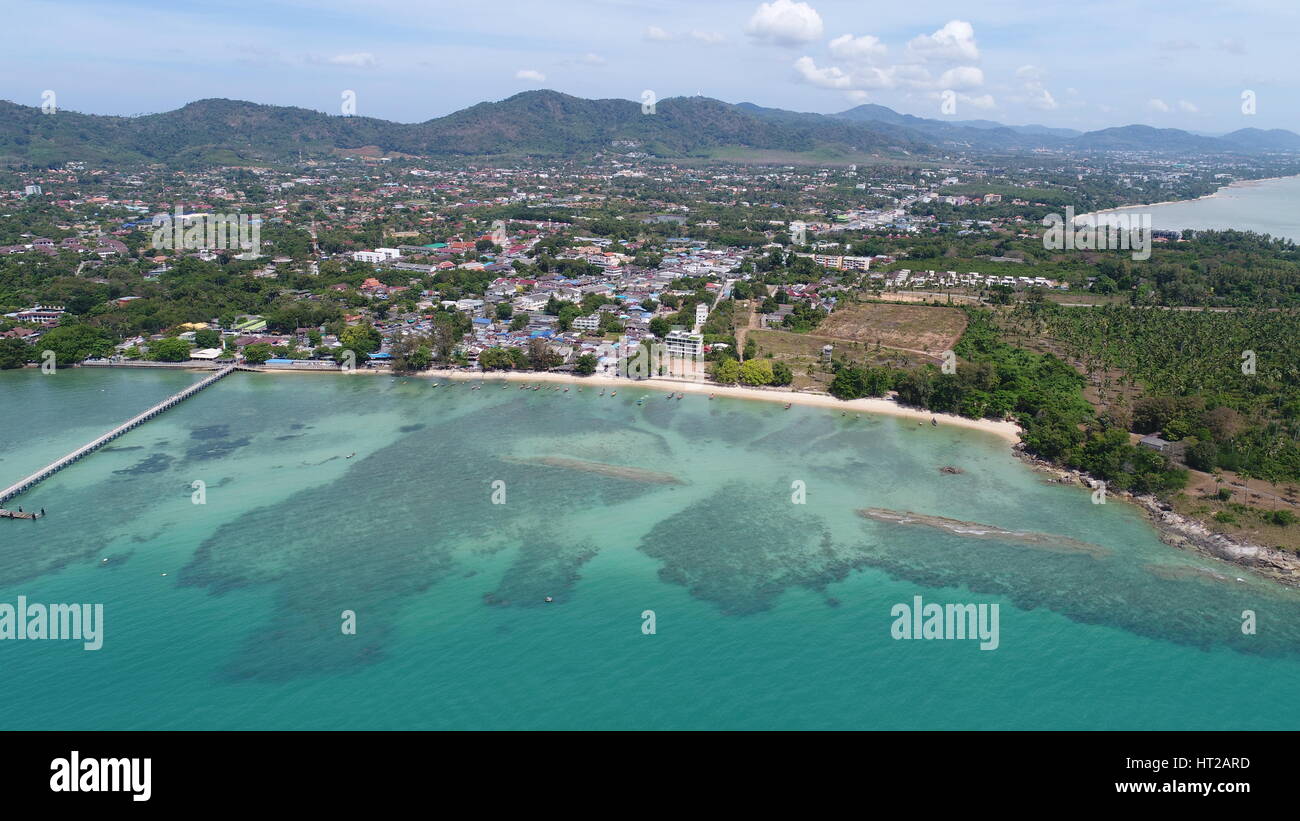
[{"x1": 4, "y1": 0, "x2": 1297, "y2": 133}]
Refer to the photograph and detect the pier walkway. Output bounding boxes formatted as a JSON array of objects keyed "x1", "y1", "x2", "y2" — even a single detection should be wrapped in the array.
[{"x1": 0, "y1": 365, "x2": 237, "y2": 506}]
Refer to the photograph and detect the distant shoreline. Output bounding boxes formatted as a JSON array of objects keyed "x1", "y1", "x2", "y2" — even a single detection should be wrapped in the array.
[{"x1": 1074, "y1": 173, "x2": 1300, "y2": 223}]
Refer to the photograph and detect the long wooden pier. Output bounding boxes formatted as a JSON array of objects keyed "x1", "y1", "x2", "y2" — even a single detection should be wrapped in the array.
[{"x1": 0, "y1": 364, "x2": 237, "y2": 507}]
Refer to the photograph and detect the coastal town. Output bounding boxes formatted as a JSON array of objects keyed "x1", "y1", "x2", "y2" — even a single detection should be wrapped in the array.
[{"x1": 5, "y1": 153, "x2": 1187, "y2": 378}]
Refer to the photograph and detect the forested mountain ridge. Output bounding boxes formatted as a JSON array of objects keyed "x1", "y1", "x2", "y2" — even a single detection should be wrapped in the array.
[{"x1": 4, "y1": 91, "x2": 1299, "y2": 167}]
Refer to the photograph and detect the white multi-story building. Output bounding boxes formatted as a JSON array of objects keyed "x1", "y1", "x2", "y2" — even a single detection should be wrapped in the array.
[
  {"x1": 352, "y1": 248, "x2": 402, "y2": 263},
  {"x1": 664, "y1": 330, "x2": 703, "y2": 359},
  {"x1": 572, "y1": 314, "x2": 600, "y2": 331}
]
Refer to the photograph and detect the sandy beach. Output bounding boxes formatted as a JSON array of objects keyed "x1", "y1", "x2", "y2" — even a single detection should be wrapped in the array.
[{"x1": 252, "y1": 364, "x2": 1023, "y2": 444}]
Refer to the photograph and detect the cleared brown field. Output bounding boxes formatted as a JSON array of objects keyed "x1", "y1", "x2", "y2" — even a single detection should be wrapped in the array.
[
  {"x1": 747, "y1": 328, "x2": 933, "y2": 390},
  {"x1": 817, "y1": 302, "x2": 968, "y2": 358}
]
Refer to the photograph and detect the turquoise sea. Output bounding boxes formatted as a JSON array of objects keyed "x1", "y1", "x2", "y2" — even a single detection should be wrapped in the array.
[
  {"x1": 3, "y1": 367, "x2": 1300, "y2": 730},
  {"x1": 1092, "y1": 174, "x2": 1300, "y2": 242}
]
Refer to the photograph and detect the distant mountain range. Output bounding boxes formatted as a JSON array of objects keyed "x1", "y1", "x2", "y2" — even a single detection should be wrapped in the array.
[{"x1": 2, "y1": 90, "x2": 1299, "y2": 167}]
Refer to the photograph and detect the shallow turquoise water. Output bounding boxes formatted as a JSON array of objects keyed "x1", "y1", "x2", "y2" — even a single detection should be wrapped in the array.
[{"x1": 2, "y1": 368, "x2": 1299, "y2": 729}]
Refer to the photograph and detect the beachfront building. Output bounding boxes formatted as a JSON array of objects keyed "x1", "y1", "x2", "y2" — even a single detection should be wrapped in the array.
[{"x1": 664, "y1": 330, "x2": 703, "y2": 360}]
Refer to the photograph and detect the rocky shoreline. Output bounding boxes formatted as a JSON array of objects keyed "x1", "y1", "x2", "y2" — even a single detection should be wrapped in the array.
[{"x1": 1012, "y1": 445, "x2": 1300, "y2": 588}]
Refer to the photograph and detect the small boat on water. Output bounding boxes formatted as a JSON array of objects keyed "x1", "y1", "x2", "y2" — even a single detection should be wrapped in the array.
[
  {"x1": 346, "y1": 452, "x2": 355, "y2": 459},
  {"x1": 611, "y1": 391, "x2": 617, "y2": 397},
  {"x1": 784, "y1": 402, "x2": 792, "y2": 409}
]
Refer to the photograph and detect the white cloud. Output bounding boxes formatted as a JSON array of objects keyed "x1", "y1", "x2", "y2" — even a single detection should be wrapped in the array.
[
  {"x1": 959, "y1": 92, "x2": 996, "y2": 110},
  {"x1": 936, "y1": 65, "x2": 984, "y2": 91},
  {"x1": 793, "y1": 55, "x2": 851, "y2": 88},
  {"x1": 746, "y1": 0, "x2": 824, "y2": 47},
  {"x1": 1147, "y1": 98, "x2": 1170, "y2": 113},
  {"x1": 1177, "y1": 99, "x2": 1198, "y2": 113},
  {"x1": 644, "y1": 25, "x2": 672, "y2": 42},
  {"x1": 828, "y1": 33, "x2": 887, "y2": 64},
  {"x1": 690, "y1": 30, "x2": 726, "y2": 44},
  {"x1": 906, "y1": 20, "x2": 978, "y2": 63},
  {"x1": 793, "y1": 55, "x2": 982, "y2": 94},
  {"x1": 580, "y1": 53, "x2": 606, "y2": 65},
  {"x1": 328, "y1": 52, "x2": 376, "y2": 68},
  {"x1": 516, "y1": 69, "x2": 546, "y2": 82}
]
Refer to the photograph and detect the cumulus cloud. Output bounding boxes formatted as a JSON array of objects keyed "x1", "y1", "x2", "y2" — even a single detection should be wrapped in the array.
[
  {"x1": 1177, "y1": 99, "x2": 1198, "y2": 113},
  {"x1": 793, "y1": 56, "x2": 852, "y2": 88},
  {"x1": 690, "y1": 30, "x2": 726, "y2": 44},
  {"x1": 936, "y1": 66, "x2": 984, "y2": 91},
  {"x1": 1147, "y1": 98, "x2": 1170, "y2": 113},
  {"x1": 791, "y1": 19, "x2": 989, "y2": 100},
  {"x1": 828, "y1": 33, "x2": 887, "y2": 63},
  {"x1": 580, "y1": 53, "x2": 606, "y2": 65},
  {"x1": 328, "y1": 52, "x2": 376, "y2": 68},
  {"x1": 644, "y1": 25, "x2": 672, "y2": 42},
  {"x1": 906, "y1": 20, "x2": 978, "y2": 63},
  {"x1": 957, "y1": 92, "x2": 996, "y2": 110},
  {"x1": 746, "y1": 0, "x2": 824, "y2": 47},
  {"x1": 792, "y1": 56, "x2": 980, "y2": 93},
  {"x1": 515, "y1": 69, "x2": 546, "y2": 82}
]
